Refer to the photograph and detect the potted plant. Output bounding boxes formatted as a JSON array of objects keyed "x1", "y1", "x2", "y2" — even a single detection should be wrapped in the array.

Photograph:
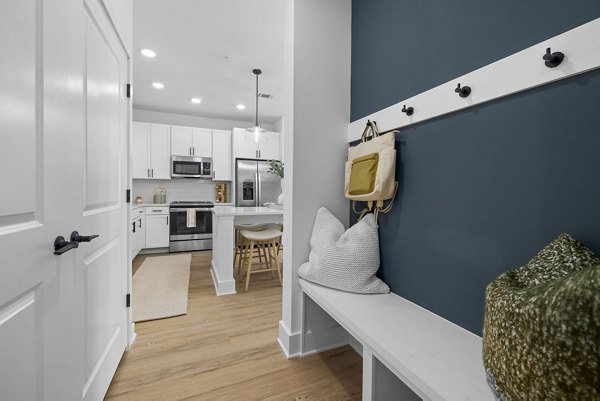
[{"x1": 267, "y1": 160, "x2": 284, "y2": 204}]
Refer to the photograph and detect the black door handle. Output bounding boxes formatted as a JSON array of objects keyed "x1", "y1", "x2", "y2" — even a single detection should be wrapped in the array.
[
  {"x1": 70, "y1": 231, "x2": 99, "y2": 243},
  {"x1": 54, "y1": 236, "x2": 79, "y2": 255}
]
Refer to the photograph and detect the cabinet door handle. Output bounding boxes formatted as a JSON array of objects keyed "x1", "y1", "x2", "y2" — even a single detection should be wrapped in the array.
[
  {"x1": 138, "y1": 220, "x2": 142, "y2": 229},
  {"x1": 166, "y1": 216, "x2": 169, "y2": 225},
  {"x1": 152, "y1": 209, "x2": 162, "y2": 212},
  {"x1": 132, "y1": 222, "x2": 136, "y2": 233},
  {"x1": 151, "y1": 169, "x2": 154, "y2": 178},
  {"x1": 192, "y1": 147, "x2": 195, "y2": 156},
  {"x1": 147, "y1": 168, "x2": 150, "y2": 178}
]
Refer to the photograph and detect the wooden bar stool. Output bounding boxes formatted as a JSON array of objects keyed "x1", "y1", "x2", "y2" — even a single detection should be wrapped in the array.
[
  {"x1": 239, "y1": 228, "x2": 283, "y2": 292},
  {"x1": 234, "y1": 223, "x2": 267, "y2": 275}
]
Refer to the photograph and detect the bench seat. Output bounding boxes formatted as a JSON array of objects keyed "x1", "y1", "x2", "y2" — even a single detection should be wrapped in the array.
[{"x1": 299, "y1": 278, "x2": 495, "y2": 401}]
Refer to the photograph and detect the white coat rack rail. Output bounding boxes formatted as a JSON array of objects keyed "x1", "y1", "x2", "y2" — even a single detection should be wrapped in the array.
[{"x1": 348, "y1": 18, "x2": 600, "y2": 142}]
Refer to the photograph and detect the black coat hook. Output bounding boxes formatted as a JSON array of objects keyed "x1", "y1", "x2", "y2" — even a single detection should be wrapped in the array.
[
  {"x1": 401, "y1": 105, "x2": 414, "y2": 116},
  {"x1": 543, "y1": 47, "x2": 564, "y2": 68},
  {"x1": 455, "y1": 83, "x2": 471, "y2": 98}
]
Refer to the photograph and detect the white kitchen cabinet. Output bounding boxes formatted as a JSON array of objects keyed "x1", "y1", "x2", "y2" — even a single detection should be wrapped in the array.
[
  {"x1": 212, "y1": 129, "x2": 232, "y2": 181},
  {"x1": 132, "y1": 122, "x2": 171, "y2": 179},
  {"x1": 193, "y1": 128, "x2": 212, "y2": 157},
  {"x1": 171, "y1": 125, "x2": 193, "y2": 156},
  {"x1": 234, "y1": 128, "x2": 258, "y2": 159},
  {"x1": 171, "y1": 125, "x2": 212, "y2": 157},
  {"x1": 258, "y1": 131, "x2": 281, "y2": 160},
  {"x1": 130, "y1": 208, "x2": 145, "y2": 259},
  {"x1": 233, "y1": 127, "x2": 280, "y2": 160},
  {"x1": 145, "y1": 207, "x2": 170, "y2": 248}
]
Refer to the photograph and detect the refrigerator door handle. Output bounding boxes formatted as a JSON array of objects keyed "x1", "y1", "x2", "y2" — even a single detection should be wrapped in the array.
[{"x1": 255, "y1": 167, "x2": 260, "y2": 207}]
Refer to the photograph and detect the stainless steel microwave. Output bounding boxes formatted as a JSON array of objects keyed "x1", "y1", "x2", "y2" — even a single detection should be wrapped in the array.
[{"x1": 171, "y1": 156, "x2": 212, "y2": 179}]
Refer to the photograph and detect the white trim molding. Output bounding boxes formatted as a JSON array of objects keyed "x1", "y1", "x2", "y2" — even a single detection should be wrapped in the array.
[{"x1": 348, "y1": 18, "x2": 600, "y2": 142}]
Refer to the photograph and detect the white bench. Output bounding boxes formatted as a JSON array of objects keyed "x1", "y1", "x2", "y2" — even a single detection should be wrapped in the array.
[{"x1": 299, "y1": 279, "x2": 496, "y2": 401}]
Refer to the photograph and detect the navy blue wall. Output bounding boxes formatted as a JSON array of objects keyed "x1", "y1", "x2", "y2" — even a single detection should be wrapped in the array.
[{"x1": 351, "y1": 1, "x2": 600, "y2": 335}]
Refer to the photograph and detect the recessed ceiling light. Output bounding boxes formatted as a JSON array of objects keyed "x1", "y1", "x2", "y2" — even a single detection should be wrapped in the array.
[
  {"x1": 152, "y1": 82, "x2": 164, "y2": 89},
  {"x1": 140, "y1": 49, "x2": 156, "y2": 58},
  {"x1": 236, "y1": 104, "x2": 246, "y2": 110},
  {"x1": 191, "y1": 98, "x2": 202, "y2": 104}
]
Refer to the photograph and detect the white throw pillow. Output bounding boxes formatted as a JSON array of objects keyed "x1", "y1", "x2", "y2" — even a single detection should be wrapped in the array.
[{"x1": 298, "y1": 207, "x2": 390, "y2": 294}]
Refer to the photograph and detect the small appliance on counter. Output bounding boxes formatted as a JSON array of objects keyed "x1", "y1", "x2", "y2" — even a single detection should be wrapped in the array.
[
  {"x1": 153, "y1": 187, "x2": 166, "y2": 204},
  {"x1": 215, "y1": 183, "x2": 228, "y2": 203},
  {"x1": 169, "y1": 201, "x2": 214, "y2": 252}
]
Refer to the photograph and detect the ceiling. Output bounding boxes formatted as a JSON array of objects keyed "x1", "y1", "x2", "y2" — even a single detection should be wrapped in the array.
[{"x1": 132, "y1": 0, "x2": 286, "y2": 124}]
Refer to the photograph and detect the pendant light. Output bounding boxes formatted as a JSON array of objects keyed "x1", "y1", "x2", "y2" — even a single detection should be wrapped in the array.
[{"x1": 247, "y1": 68, "x2": 266, "y2": 142}]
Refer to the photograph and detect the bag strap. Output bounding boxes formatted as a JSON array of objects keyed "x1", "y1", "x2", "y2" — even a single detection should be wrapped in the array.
[
  {"x1": 352, "y1": 181, "x2": 399, "y2": 224},
  {"x1": 360, "y1": 120, "x2": 381, "y2": 143}
]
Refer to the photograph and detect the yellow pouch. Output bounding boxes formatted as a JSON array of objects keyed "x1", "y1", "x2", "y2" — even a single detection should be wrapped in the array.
[{"x1": 348, "y1": 153, "x2": 379, "y2": 195}]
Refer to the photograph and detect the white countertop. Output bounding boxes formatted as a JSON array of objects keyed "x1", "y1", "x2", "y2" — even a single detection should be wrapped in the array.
[
  {"x1": 212, "y1": 206, "x2": 284, "y2": 216},
  {"x1": 131, "y1": 203, "x2": 169, "y2": 210}
]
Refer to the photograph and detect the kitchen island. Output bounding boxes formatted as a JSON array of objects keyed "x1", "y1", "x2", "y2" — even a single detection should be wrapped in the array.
[{"x1": 211, "y1": 206, "x2": 284, "y2": 295}]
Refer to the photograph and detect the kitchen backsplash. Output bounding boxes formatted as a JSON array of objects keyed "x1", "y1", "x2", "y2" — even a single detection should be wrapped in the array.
[{"x1": 133, "y1": 179, "x2": 230, "y2": 204}]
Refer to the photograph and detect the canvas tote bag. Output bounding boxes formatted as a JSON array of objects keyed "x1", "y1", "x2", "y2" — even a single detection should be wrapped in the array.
[{"x1": 345, "y1": 120, "x2": 398, "y2": 218}]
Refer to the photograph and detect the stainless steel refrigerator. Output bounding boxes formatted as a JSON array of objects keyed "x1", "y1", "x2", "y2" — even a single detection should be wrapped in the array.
[{"x1": 236, "y1": 159, "x2": 281, "y2": 206}]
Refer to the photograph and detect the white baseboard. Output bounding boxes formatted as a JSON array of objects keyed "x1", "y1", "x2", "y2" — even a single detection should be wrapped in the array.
[
  {"x1": 210, "y1": 261, "x2": 236, "y2": 296},
  {"x1": 278, "y1": 320, "x2": 302, "y2": 358}
]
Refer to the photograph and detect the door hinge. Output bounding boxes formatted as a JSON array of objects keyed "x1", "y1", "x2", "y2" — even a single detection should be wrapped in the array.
[
  {"x1": 126, "y1": 293, "x2": 131, "y2": 308},
  {"x1": 126, "y1": 83, "x2": 131, "y2": 98},
  {"x1": 126, "y1": 189, "x2": 131, "y2": 203}
]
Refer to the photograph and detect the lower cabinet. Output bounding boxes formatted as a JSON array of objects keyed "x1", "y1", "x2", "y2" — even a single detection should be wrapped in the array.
[
  {"x1": 144, "y1": 207, "x2": 170, "y2": 248},
  {"x1": 130, "y1": 208, "x2": 145, "y2": 259}
]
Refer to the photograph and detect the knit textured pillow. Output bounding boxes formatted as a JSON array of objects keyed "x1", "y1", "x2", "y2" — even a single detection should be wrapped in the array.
[
  {"x1": 483, "y1": 233, "x2": 600, "y2": 401},
  {"x1": 298, "y1": 207, "x2": 390, "y2": 294},
  {"x1": 517, "y1": 232, "x2": 600, "y2": 287}
]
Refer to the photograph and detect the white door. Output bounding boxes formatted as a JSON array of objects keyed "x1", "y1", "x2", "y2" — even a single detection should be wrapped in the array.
[
  {"x1": 234, "y1": 127, "x2": 259, "y2": 159},
  {"x1": 212, "y1": 130, "x2": 232, "y2": 181},
  {"x1": 149, "y1": 123, "x2": 171, "y2": 179},
  {"x1": 258, "y1": 131, "x2": 281, "y2": 160},
  {"x1": 132, "y1": 122, "x2": 150, "y2": 179},
  {"x1": 192, "y1": 128, "x2": 212, "y2": 157},
  {"x1": 171, "y1": 125, "x2": 193, "y2": 156},
  {"x1": 0, "y1": 0, "x2": 130, "y2": 400}
]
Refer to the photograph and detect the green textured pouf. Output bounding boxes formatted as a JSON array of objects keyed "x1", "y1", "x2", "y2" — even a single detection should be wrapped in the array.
[{"x1": 483, "y1": 233, "x2": 600, "y2": 401}]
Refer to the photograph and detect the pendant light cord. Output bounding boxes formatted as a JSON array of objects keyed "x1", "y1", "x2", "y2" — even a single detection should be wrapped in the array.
[{"x1": 252, "y1": 68, "x2": 262, "y2": 128}]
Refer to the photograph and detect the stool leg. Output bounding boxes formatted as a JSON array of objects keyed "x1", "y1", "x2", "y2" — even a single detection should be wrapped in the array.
[
  {"x1": 245, "y1": 240, "x2": 254, "y2": 292},
  {"x1": 265, "y1": 240, "x2": 275, "y2": 279},
  {"x1": 273, "y1": 238, "x2": 282, "y2": 286},
  {"x1": 237, "y1": 237, "x2": 245, "y2": 277}
]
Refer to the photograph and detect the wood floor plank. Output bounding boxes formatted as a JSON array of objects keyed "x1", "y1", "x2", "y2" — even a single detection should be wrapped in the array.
[{"x1": 105, "y1": 251, "x2": 362, "y2": 400}]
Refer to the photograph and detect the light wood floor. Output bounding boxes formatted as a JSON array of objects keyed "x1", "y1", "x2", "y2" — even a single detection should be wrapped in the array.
[{"x1": 105, "y1": 251, "x2": 362, "y2": 401}]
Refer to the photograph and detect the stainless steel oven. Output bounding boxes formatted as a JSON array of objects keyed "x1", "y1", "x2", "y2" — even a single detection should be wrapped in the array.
[
  {"x1": 169, "y1": 201, "x2": 213, "y2": 252},
  {"x1": 171, "y1": 155, "x2": 212, "y2": 178}
]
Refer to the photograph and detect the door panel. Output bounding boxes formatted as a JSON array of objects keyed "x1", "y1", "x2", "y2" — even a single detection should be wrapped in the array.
[
  {"x1": 145, "y1": 215, "x2": 169, "y2": 248},
  {"x1": 258, "y1": 131, "x2": 280, "y2": 160},
  {"x1": 85, "y1": 8, "x2": 121, "y2": 213},
  {"x1": 0, "y1": 0, "x2": 40, "y2": 229},
  {"x1": 82, "y1": 240, "x2": 124, "y2": 400},
  {"x1": 0, "y1": 290, "x2": 39, "y2": 401},
  {"x1": 79, "y1": 0, "x2": 129, "y2": 400},
  {"x1": 236, "y1": 160, "x2": 258, "y2": 206}
]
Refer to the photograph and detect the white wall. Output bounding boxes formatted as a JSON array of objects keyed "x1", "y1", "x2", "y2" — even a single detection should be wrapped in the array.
[
  {"x1": 133, "y1": 108, "x2": 274, "y2": 132},
  {"x1": 279, "y1": 0, "x2": 352, "y2": 357}
]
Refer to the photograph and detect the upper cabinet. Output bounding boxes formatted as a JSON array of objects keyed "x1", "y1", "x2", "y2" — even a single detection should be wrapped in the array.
[
  {"x1": 212, "y1": 130, "x2": 232, "y2": 181},
  {"x1": 132, "y1": 122, "x2": 171, "y2": 179},
  {"x1": 171, "y1": 125, "x2": 212, "y2": 157},
  {"x1": 233, "y1": 128, "x2": 280, "y2": 160}
]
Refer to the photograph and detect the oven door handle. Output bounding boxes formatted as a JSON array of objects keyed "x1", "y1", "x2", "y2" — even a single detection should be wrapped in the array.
[{"x1": 170, "y1": 207, "x2": 214, "y2": 212}]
